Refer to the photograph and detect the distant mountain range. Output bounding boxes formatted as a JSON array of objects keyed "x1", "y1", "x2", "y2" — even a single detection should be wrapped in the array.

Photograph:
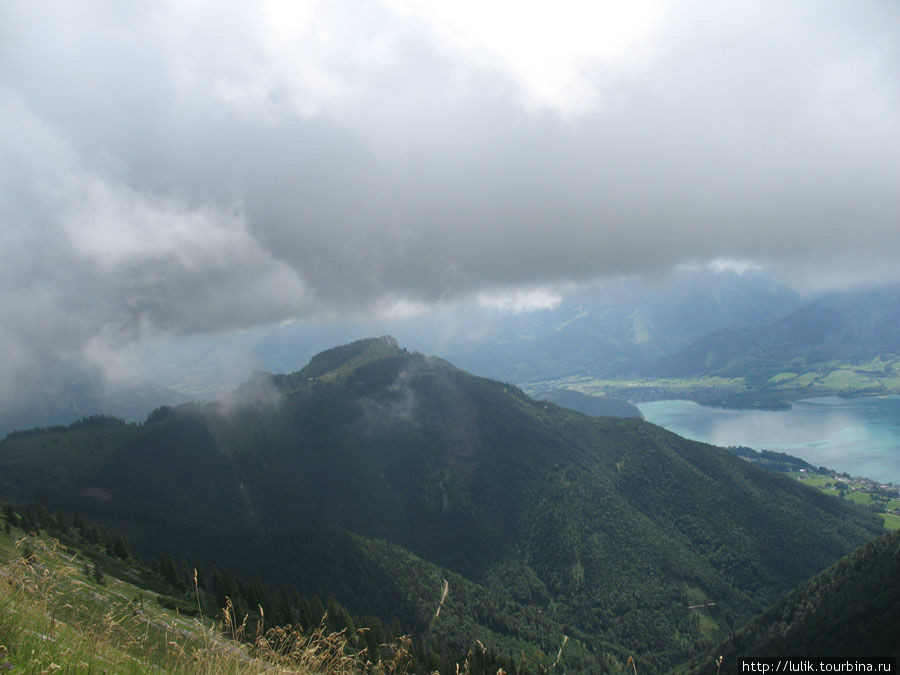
[
  {"x1": 251, "y1": 268, "x2": 804, "y2": 384},
  {"x1": 652, "y1": 285, "x2": 900, "y2": 380},
  {"x1": 0, "y1": 337, "x2": 886, "y2": 671},
  {"x1": 8, "y1": 274, "x2": 900, "y2": 436},
  {"x1": 249, "y1": 278, "x2": 900, "y2": 409},
  {"x1": 0, "y1": 365, "x2": 187, "y2": 439}
]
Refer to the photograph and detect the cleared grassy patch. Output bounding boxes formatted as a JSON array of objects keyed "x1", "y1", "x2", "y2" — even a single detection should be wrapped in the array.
[
  {"x1": 795, "y1": 477, "x2": 899, "y2": 531},
  {"x1": 790, "y1": 372, "x2": 820, "y2": 387},
  {"x1": 319, "y1": 339, "x2": 401, "y2": 382},
  {"x1": 695, "y1": 612, "x2": 719, "y2": 641},
  {"x1": 843, "y1": 491, "x2": 873, "y2": 505},
  {"x1": 879, "y1": 513, "x2": 900, "y2": 531},
  {"x1": 796, "y1": 474, "x2": 836, "y2": 489},
  {"x1": 527, "y1": 374, "x2": 746, "y2": 398},
  {"x1": 769, "y1": 372, "x2": 798, "y2": 384},
  {"x1": 821, "y1": 369, "x2": 872, "y2": 390}
]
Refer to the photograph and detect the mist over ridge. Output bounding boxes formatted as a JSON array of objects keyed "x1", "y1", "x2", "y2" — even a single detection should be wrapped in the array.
[{"x1": 2, "y1": 0, "x2": 900, "y2": 425}]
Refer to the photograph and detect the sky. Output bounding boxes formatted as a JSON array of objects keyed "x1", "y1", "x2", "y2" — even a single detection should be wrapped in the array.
[{"x1": 1, "y1": 0, "x2": 899, "y2": 407}]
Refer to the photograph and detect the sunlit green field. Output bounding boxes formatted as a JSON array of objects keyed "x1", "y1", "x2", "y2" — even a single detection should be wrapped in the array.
[
  {"x1": 524, "y1": 374, "x2": 745, "y2": 397},
  {"x1": 844, "y1": 491, "x2": 873, "y2": 505},
  {"x1": 793, "y1": 474, "x2": 898, "y2": 532},
  {"x1": 794, "y1": 474, "x2": 835, "y2": 488},
  {"x1": 524, "y1": 357, "x2": 900, "y2": 410},
  {"x1": 880, "y1": 513, "x2": 900, "y2": 531}
]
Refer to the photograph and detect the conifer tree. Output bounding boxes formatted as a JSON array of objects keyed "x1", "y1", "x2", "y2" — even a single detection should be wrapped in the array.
[
  {"x1": 35, "y1": 504, "x2": 52, "y2": 530},
  {"x1": 2, "y1": 504, "x2": 15, "y2": 527},
  {"x1": 107, "y1": 530, "x2": 132, "y2": 560},
  {"x1": 85, "y1": 522, "x2": 101, "y2": 545},
  {"x1": 159, "y1": 554, "x2": 181, "y2": 590},
  {"x1": 93, "y1": 561, "x2": 106, "y2": 586},
  {"x1": 72, "y1": 511, "x2": 86, "y2": 536},
  {"x1": 21, "y1": 508, "x2": 37, "y2": 534}
]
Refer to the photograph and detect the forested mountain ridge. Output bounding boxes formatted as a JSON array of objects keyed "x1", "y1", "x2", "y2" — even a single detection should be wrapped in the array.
[
  {"x1": 0, "y1": 337, "x2": 885, "y2": 671},
  {"x1": 681, "y1": 529, "x2": 900, "y2": 672},
  {"x1": 535, "y1": 388, "x2": 643, "y2": 418}
]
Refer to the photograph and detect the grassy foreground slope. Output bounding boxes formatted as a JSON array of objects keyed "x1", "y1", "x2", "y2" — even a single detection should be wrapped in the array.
[
  {"x1": 0, "y1": 526, "x2": 399, "y2": 674},
  {"x1": 0, "y1": 502, "x2": 574, "y2": 674},
  {"x1": 0, "y1": 338, "x2": 886, "y2": 671}
]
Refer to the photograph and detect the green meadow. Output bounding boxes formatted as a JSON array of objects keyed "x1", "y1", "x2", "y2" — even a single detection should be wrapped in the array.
[
  {"x1": 793, "y1": 474, "x2": 899, "y2": 532},
  {"x1": 526, "y1": 357, "x2": 900, "y2": 410}
]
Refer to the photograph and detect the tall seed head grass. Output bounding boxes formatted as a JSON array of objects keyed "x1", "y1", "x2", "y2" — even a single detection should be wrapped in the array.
[{"x1": 0, "y1": 532, "x2": 417, "y2": 674}]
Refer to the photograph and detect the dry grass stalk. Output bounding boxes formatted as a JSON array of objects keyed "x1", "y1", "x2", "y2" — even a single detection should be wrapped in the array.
[
  {"x1": 552, "y1": 634, "x2": 568, "y2": 668},
  {"x1": 434, "y1": 578, "x2": 450, "y2": 619}
]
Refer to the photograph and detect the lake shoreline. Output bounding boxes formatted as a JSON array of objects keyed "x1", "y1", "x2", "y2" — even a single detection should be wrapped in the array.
[{"x1": 638, "y1": 395, "x2": 900, "y2": 486}]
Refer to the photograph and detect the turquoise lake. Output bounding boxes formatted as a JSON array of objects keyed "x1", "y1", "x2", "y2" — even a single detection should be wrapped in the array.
[{"x1": 638, "y1": 396, "x2": 900, "y2": 485}]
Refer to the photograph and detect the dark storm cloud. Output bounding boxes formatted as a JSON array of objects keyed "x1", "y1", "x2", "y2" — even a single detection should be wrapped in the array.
[{"x1": 1, "y1": 0, "x2": 899, "y2": 398}]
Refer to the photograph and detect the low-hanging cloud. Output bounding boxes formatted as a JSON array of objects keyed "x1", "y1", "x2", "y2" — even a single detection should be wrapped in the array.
[
  {"x1": 0, "y1": 89, "x2": 308, "y2": 408},
  {"x1": 1, "y1": 0, "x2": 899, "y2": 408}
]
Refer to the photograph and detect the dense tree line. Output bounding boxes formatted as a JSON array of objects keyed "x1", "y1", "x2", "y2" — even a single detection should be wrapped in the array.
[{"x1": 3, "y1": 414, "x2": 133, "y2": 441}]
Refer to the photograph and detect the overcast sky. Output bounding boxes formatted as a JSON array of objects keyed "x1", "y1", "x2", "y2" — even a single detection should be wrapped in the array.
[{"x1": 1, "y1": 0, "x2": 899, "y2": 402}]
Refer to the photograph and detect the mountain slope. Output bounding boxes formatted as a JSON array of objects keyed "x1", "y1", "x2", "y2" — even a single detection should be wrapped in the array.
[
  {"x1": 0, "y1": 337, "x2": 884, "y2": 671},
  {"x1": 250, "y1": 269, "x2": 802, "y2": 384},
  {"x1": 537, "y1": 388, "x2": 643, "y2": 418},
  {"x1": 682, "y1": 529, "x2": 900, "y2": 671},
  {"x1": 652, "y1": 285, "x2": 900, "y2": 380},
  {"x1": 0, "y1": 365, "x2": 187, "y2": 438}
]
